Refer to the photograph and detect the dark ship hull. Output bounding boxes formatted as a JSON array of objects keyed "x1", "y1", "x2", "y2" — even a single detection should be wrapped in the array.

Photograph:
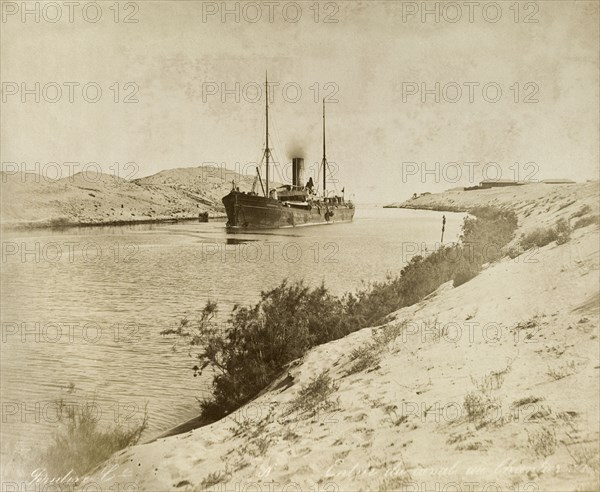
[{"x1": 223, "y1": 191, "x2": 355, "y2": 230}]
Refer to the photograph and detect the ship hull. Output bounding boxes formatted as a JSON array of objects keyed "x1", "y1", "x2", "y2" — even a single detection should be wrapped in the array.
[{"x1": 222, "y1": 191, "x2": 355, "y2": 230}]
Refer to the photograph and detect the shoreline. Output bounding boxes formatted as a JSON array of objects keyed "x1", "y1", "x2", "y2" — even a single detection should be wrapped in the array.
[
  {"x1": 0, "y1": 214, "x2": 228, "y2": 231},
  {"x1": 384, "y1": 202, "x2": 468, "y2": 213}
]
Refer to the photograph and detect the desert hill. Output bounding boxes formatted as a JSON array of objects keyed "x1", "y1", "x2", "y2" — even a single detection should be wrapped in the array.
[{"x1": 0, "y1": 166, "x2": 259, "y2": 228}]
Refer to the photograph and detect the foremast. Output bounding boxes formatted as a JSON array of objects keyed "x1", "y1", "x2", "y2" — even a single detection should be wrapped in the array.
[
  {"x1": 322, "y1": 98, "x2": 327, "y2": 197},
  {"x1": 264, "y1": 73, "x2": 270, "y2": 198}
]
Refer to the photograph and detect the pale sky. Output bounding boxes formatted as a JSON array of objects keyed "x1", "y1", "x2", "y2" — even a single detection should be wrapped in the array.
[{"x1": 2, "y1": 0, "x2": 599, "y2": 202}]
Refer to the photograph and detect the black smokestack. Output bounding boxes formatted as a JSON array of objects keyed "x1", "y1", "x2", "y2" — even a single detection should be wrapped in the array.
[{"x1": 292, "y1": 157, "x2": 304, "y2": 188}]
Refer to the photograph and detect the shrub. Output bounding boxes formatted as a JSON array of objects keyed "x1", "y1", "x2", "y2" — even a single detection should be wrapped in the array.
[
  {"x1": 470, "y1": 368, "x2": 509, "y2": 394},
  {"x1": 520, "y1": 218, "x2": 572, "y2": 249},
  {"x1": 288, "y1": 371, "x2": 339, "y2": 418},
  {"x1": 558, "y1": 199, "x2": 577, "y2": 211},
  {"x1": 48, "y1": 216, "x2": 72, "y2": 228},
  {"x1": 378, "y1": 476, "x2": 411, "y2": 491},
  {"x1": 554, "y1": 218, "x2": 571, "y2": 244},
  {"x1": 520, "y1": 227, "x2": 558, "y2": 250},
  {"x1": 452, "y1": 257, "x2": 480, "y2": 287},
  {"x1": 463, "y1": 364, "x2": 511, "y2": 425},
  {"x1": 566, "y1": 442, "x2": 600, "y2": 472},
  {"x1": 527, "y1": 426, "x2": 557, "y2": 457},
  {"x1": 574, "y1": 214, "x2": 600, "y2": 230},
  {"x1": 547, "y1": 360, "x2": 577, "y2": 380},
  {"x1": 164, "y1": 283, "x2": 350, "y2": 420},
  {"x1": 512, "y1": 396, "x2": 543, "y2": 408},
  {"x1": 372, "y1": 322, "x2": 405, "y2": 351},
  {"x1": 384, "y1": 405, "x2": 409, "y2": 426},
  {"x1": 200, "y1": 469, "x2": 230, "y2": 488},
  {"x1": 39, "y1": 393, "x2": 147, "y2": 478},
  {"x1": 343, "y1": 245, "x2": 457, "y2": 326},
  {"x1": 506, "y1": 245, "x2": 521, "y2": 259},
  {"x1": 571, "y1": 204, "x2": 591, "y2": 219},
  {"x1": 463, "y1": 391, "x2": 499, "y2": 422},
  {"x1": 460, "y1": 207, "x2": 518, "y2": 264},
  {"x1": 345, "y1": 343, "x2": 380, "y2": 375},
  {"x1": 345, "y1": 208, "x2": 518, "y2": 316}
]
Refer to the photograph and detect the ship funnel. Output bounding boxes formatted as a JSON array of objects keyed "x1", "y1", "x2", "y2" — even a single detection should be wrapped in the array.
[{"x1": 292, "y1": 157, "x2": 304, "y2": 188}]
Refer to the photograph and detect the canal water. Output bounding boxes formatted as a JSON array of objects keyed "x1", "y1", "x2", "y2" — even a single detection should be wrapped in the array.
[{"x1": 0, "y1": 207, "x2": 464, "y2": 456}]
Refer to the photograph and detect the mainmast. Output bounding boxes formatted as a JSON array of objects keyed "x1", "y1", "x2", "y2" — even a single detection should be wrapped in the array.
[
  {"x1": 265, "y1": 73, "x2": 270, "y2": 198},
  {"x1": 322, "y1": 98, "x2": 326, "y2": 196}
]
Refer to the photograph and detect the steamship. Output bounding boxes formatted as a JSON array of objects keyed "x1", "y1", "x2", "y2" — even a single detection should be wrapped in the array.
[{"x1": 222, "y1": 77, "x2": 355, "y2": 230}]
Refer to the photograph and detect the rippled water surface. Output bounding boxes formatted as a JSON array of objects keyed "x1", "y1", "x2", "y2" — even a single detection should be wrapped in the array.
[{"x1": 1, "y1": 207, "x2": 464, "y2": 453}]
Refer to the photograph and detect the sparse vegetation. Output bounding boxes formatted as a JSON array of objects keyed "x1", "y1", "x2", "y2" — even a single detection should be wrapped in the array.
[
  {"x1": 527, "y1": 426, "x2": 557, "y2": 457},
  {"x1": 565, "y1": 442, "x2": 600, "y2": 473},
  {"x1": 345, "y1": 343, "x2": 381, "y2": 375},
  {"x1": 288, "y1": 371, "x2": 339, "y2": 419},
  {"x1": 282, "y1": 428, "x2": 300, "y2": 441},
  {"x1": 429, "y1": 318, "x2": 449, "y2": 342},
  {"x1": 372, "y1": 322, "x2": 405, "y2": 351},
  {"x1": 229, "y1": 412, "x2": 274, "y2": 462},
  {"x1": 463, "y1": 391, "x2": 500, "y2": 422},
  {"x1": 520, "y1": 218, "x2": 572, "y2": 250},
  {"x1": 345, "y1": 207, "x2": 518, "y2": 321},
  {"x1": 384, "y1": 405, "x2": 409, "y2": 426},
  {"x1": 470, "y1": 359, "x2": 513, "y2": 393},
  {"x1": 527, "y1": 405, "x2": 553, "y2": 422},
  {"x1": 463, "y1": 363, "x2": 512, "y2": 426},
  {"x1": 571, "y1": 204, "x2": 591, "y2": 219},
  {"x1": 554, "y1": 218, "x2": 572, "y2": 244},
  {"x1": 228, "y1": 409, "x2": 268, "y2": 439},
  {"x1": 39, "y1": 391, "x2": 148, "y2": 478},
  {"x1": 574, "y1": 214, "x2": 600, "y2": 230},
  {"x1": 378, "y1": 475, "x2": 411, "y2": 491},
  {"x1": 547, "y1": 360, "x2": 577, "y2": 380},
  {"x1": 447, "y1": 431, "x2": 475, "y2": 445},
  {"x1": 558, "y1": 199, "x2": 577, "y2": 211},
  {"x1": 521, "y1": 226, "x2": 556, "y2": 249},
  {"x1": 456, "y1": 440, "x2": 492, "y2": 451},
  {"x1": 48, "y1": 216, "x2": 72, "y2": 228},
  {"x1": 200, "y1": 469, "x2": 230, "y2": 488},
  {"x1": 512, "y1": 396, "x2": 543, "y2": 408},
  {"x1": 249, "y1": 436, "x2": 271, "y2": 457}
]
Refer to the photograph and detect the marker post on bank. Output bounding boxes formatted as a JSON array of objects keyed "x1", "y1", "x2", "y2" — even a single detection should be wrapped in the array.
[{"x1": 441, "y1": 215, "x2": 446, "y2": 244}]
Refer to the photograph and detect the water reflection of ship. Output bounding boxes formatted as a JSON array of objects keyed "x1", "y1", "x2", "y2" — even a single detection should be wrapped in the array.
[{"x1": 222, "y1": 75, "x2": 355, "y2": 230}]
